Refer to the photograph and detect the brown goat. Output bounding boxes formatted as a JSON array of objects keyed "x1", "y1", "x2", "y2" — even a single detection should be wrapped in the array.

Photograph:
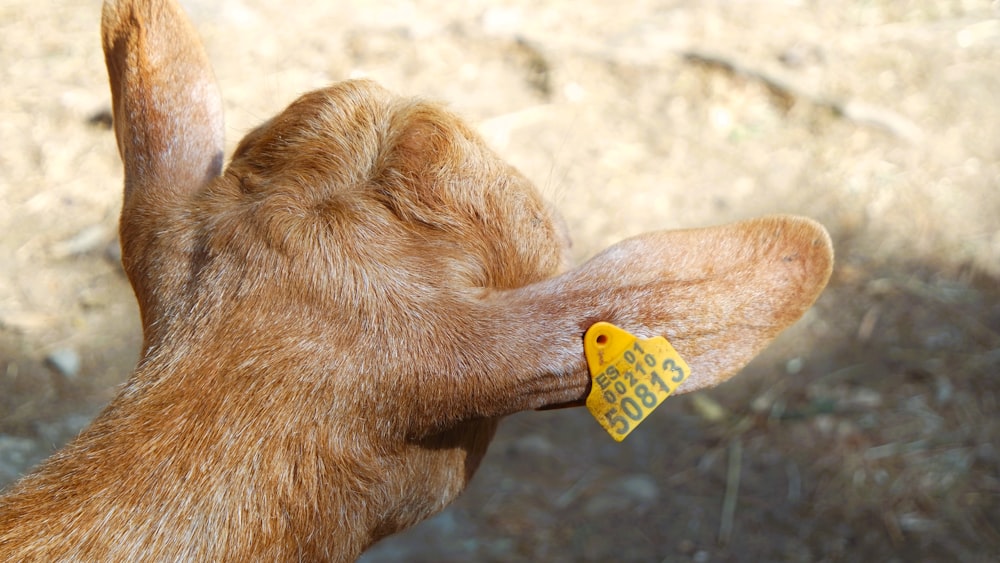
[{"x1": 0, "y1": 0, "x2": 833, "y2": 560}]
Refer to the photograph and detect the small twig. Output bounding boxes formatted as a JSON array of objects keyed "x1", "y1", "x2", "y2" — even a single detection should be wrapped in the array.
[
  {"x1": 883, "y1": 510, "x2": 904, "y2": 546},
  {"x1": 718, "y1": 437, "x2": 743, "y2": 546},
  {"x1": 513, "y1": 30, "x2": 926, "y2": 142},
  {"x1": 786, "y1": 461, "x2": 802, "y2": 504},
  {"x1": 553, "y1": 467, "x2": 601, "y2": 509},
  {"x1": 680, "y1": 49, "x2": 923, "y2": 143}
]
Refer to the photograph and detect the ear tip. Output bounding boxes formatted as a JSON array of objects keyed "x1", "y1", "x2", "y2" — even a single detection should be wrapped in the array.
[
  {"x1": 792, "y1": 215, "x2": 835, "y2": 285},
  {"x1": 736, "y1": 215, "x2": 834, "y2": 319},
  {"x1": 759, "y1": 214, "x2": 835, "y2": 278}
]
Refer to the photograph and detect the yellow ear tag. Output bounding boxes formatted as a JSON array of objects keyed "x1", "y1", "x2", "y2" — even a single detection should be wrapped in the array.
[{"x1": 584, "y1": 322, "x2": 691, "y2": 441}]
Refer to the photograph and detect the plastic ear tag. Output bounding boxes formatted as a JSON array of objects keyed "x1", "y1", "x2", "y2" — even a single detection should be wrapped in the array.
[{"x1": 584, "y1": 322, "x2": 691, "y2": 441}]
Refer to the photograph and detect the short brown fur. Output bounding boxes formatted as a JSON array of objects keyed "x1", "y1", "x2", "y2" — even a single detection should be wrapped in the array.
[{"x1": 0, "y1": 1, "x2": 833, "y2": 560}]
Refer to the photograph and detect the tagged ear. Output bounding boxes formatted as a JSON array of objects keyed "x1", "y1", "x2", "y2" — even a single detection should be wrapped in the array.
[
  {"x1": 405, "y1": 216, "x2": 832, "y2": 437},
  {"x1": 546, "y1": 215, "x2": 833, "y2": 395}
]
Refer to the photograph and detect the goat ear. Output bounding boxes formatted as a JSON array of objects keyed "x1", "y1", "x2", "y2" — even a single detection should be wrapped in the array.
[
  {"x1": 425, "y1": 215, "x2": 833, "y2": 430},
  {"x1": 102, "y1": 0, "x2": 223, "y2": 212},
  {"x1": 101, "y1": 0, "x2": 224, "y2": 329},
  {"x1": 545, "y1": 214, "x2": 834, "y2": 397}
]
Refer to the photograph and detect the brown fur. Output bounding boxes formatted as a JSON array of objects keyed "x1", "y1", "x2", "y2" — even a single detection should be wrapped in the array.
[{"x1": 0, "y1": 0, "x2": 833, "y2": 560}]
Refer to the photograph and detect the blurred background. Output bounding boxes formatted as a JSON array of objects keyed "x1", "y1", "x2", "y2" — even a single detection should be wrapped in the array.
[{"x1": 1, "y1": 0, "x2": 998, "y2": 560}]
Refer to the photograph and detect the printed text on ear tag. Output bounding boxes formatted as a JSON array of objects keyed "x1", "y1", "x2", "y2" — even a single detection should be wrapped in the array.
[{"x1": 584, "y1": 322, "x2": 691, "y2": 441}]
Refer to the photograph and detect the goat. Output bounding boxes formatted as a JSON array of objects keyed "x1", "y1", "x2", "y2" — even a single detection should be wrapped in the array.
[{"x1": 0, "y1": 0, "x2": 833, "y2": 560}]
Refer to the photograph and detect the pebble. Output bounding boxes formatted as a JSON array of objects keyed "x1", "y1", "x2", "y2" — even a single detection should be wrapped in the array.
[
  {"x1": 583, "y1": 473, "x2": 660, "y2": 516},
  {"x1": 46, "y1": 347, "x2": 81, "y2": 379},
  {"x1": 785, "y1": 357, "x2": 804, "y2": 374},
  {"x1": 617, "y1": 474, "x2": 660, "y2": 505},
  {"x1": 34, "y1": 413, "x2": 93, "y2": 446},
  {"x1": 50, "y1": 225, "x2": 107, "y2": 258},
  {"x1": 508, "y1": 434, "x2": 554, "y2": 457},
  {"x1": 0, "y1": 435, "x2": 40, "y2": 486},
  {"x1": 105, "y1": 238, "x2": 122, "y2": 264}
]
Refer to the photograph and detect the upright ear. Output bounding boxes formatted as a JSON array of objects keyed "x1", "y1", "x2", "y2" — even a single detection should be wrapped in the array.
[
  {"x1": 102, "y1": 0, "x2": 223, "y2": 202},
  {"x1": 408, "y1": 215, "x2": 833, "y2": 434},
  {"x1": 101, "y1": 0, "x2": 223, "y2": 327}
]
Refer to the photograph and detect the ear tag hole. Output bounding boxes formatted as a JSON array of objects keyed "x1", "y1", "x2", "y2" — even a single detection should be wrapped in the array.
[{"x1": 583, "y1": 322, "x2": 691, "y2": 441}]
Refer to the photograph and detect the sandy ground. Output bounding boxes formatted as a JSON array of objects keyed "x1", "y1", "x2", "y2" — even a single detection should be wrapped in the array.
[{"x1": 1, "y1": 0, "x2": 999, "y2": 560}]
